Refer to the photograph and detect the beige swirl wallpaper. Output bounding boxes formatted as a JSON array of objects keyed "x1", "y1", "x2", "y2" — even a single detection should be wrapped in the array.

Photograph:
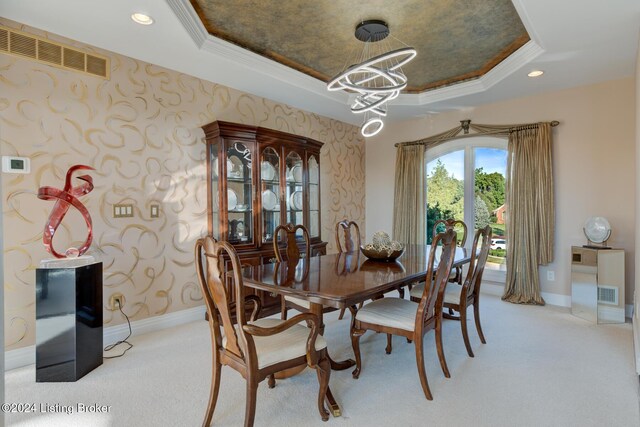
[{"x1": 0, "y1": 18, "x2": 365, "y2": 350}]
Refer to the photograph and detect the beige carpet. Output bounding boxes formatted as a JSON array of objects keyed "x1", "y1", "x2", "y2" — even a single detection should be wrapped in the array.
[{"x1": 5, "y1": 294, "x2": 640, "y2": 426}]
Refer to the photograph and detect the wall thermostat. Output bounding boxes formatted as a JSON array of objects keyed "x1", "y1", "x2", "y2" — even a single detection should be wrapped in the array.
[{"x1": 2, "y1": 156, "x2": 30, "y2": 174}]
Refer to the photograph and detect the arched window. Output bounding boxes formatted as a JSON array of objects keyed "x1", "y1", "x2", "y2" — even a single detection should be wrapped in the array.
[{"x1": 426, "y1": 136, "x2": 507, "y2": 280}]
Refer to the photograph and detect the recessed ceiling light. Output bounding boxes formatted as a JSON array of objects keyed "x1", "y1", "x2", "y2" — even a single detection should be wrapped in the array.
[
  {"x1": 528, "y1": 70, "x2": 544, "y2": 78},
  {"x1": 131, "y1": 13, "x2": 154, "y2": 25}
]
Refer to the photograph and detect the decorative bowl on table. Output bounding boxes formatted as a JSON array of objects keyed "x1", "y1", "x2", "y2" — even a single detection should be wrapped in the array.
[{"x1": 359, "y1": 231, "x2": 405, "y2": 262}]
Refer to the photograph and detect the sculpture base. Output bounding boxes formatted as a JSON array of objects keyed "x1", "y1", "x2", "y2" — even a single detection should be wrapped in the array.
[{"x1": 35, "y1": 261, "x2": 103, "y2": 382}]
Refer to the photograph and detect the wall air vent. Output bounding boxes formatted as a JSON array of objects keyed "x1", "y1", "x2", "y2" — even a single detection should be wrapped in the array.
[
  {"x1": 598, "y1": 285, "x2": 619, "y2": 306},
  {"x1": 0, "y1": 25, "x2": 109, "y2": 79}
]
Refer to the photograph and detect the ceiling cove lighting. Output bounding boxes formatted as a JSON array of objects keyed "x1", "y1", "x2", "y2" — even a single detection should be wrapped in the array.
[
  {"x1": 131, "y1": 13, "x2": 154, "y2": 25},
  {"x1": 527, "y1": 70, "x2": 544, "y2": 77},
  {"x1": 327, "y1": 20, "x2": 416, "y2": 137}
]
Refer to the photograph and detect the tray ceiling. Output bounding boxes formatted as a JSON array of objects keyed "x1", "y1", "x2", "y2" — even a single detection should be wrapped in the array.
[{"x1": 189, "y1": 0, "x2": 530, "y2": 93}]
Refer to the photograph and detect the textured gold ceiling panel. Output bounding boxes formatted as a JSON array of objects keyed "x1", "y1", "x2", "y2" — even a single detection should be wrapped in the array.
[{"x1": 190, "y1": 0, "x2": 529, "y2": 93}]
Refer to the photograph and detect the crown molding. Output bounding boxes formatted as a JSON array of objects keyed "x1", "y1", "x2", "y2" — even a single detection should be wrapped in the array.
[
  {"x1": 397, "y1": 40, "x2": 544, "y2": 106},
  {"x1": 166, "y1": 0, "x2": 207, "y2": 47}
]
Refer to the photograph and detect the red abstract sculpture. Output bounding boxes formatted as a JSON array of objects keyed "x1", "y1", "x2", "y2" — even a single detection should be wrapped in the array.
[{"x1": 37, "y1": 165, "x2": 95, "y2": 258}]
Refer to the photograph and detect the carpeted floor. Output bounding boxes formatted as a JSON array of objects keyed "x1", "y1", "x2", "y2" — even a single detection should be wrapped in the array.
[{"x1": 5, "y1": 294, "x2": 640, "y2": 426}]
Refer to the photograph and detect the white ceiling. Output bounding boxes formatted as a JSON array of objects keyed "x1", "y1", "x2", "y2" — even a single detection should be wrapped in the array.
[{"x1": 2, "y1": 0, "x2": 639, "y2": 127}]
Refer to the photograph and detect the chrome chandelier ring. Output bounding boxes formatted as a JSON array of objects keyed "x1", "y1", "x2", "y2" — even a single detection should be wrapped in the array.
[{"x1": 327, "y1": 47, "x2": 417, "y2": 92}]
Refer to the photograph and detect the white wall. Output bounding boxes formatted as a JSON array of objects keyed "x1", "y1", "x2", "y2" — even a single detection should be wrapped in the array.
[{"x1": 367, "y1": 77, "x2": 636, "y2": 303}]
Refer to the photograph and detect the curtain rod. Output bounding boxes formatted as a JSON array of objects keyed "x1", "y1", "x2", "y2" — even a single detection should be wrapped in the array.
[{"x1": 394, "y1": 120, "x2": 560, "y2": 148}]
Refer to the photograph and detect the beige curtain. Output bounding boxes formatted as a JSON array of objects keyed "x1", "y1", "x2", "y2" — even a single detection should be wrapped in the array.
[
  {"x1": 393, "y1": 145, "x2": 426, "y2": 245},
  {"x1": 502, "y1": 123, "x2": 554, "y2": 305}
]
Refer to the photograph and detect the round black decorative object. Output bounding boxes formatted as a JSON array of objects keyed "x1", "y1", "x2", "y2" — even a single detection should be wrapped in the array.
[{"x1": 354, "y1": 20, "x2": 390, "y2": 42}]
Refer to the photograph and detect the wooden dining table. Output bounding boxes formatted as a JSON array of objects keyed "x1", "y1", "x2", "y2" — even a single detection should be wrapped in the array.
[{"x1": 240, "y1": 244, "x2": 471, "y2": 417}]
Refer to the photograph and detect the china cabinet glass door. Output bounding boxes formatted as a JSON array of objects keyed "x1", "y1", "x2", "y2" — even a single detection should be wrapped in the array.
[
  {"x1": 226, "y1": 141, "x2": 253, "y2": 244},
  {"x1": 260, "y1": 147, "x2": 280, "y2": 244},
  {"x1": 210, "y1": 142, "x2": 220, "y2": 240},
  {"x1": 308, "y1": 155, "x2": 320, "y2": 238},
  {"x1": 285, "y1": 151, "x2": 304, "y2": 238}
]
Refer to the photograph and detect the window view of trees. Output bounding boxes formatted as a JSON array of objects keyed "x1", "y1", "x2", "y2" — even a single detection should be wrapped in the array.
[{"x1": 426, "y1": 145, "x2": 507, "y2": 272}]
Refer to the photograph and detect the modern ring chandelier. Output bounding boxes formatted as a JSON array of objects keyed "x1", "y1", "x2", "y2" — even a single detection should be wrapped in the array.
[{"x1": 327, "y1": 20, "x2": 416, "y2": 137}]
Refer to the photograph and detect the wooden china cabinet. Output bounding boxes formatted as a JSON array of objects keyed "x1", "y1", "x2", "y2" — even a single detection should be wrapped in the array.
[{"x1": 202, "y1": 120, "x2": 327, "y2": 318}]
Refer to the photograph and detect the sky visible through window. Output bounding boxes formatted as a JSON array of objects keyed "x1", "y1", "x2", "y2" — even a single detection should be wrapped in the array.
[{"x1": 427, "y1": 148, "x2": 506, "y2": 178}]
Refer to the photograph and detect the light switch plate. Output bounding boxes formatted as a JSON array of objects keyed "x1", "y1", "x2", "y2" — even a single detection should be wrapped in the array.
[{"x1": 113, "y1": 204, "x2": 134, "y2": 218}]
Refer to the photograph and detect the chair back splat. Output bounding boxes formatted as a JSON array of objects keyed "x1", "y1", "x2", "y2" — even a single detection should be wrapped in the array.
[
  {"x1": 335, "y1": 220, "x2": 361, "y2": 253},
  {"x1": 433, "y1": 218, "x2": 467, "y2": 247},
  {"x1": 417, "y1": 228, "x2": 457, "y2": 327},
  {"x1": 274, "y1": 223, "x2": 310, "y2": 264},
  {"x1": 464, "y1": 225, "x2": 493, "y2": 297}
]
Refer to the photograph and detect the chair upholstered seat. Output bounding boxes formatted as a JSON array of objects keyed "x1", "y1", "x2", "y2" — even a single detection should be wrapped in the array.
[
  {"x1": 284, "y1": 295, "x2": 312, "y2": 309},
  {"x1": 410, "y1": 282, "x2": 461, "y2": 305},
  {"x1": 356, "y1": 298, "x2": 418, "y2": 331},
  {"x1": 443, "y1": 284, "x2": 462, "y2": 304},
  {"x1": 224, "y1": 318, "x2": 327, "y2": 369}
]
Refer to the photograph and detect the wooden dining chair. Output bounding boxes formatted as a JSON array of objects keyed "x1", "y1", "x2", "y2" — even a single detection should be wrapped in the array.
[
  {"x1": 442, "y1": 225, "x2": 492, "y2": 357},
  {"x1": 273, "y1": 223, "x2": 314, "y2": 319},
  {"x1": 195, "y1": 236, "x2": 332, "y2": 427},
  {"x1": 433, "y1": 218, "x2": 467, "y2": 285},
  {"x1": 349, "y1": 228, "x2": 457, "y2": 400},
  {"x1": 335, "y1": 220, "x2": 361, "y2": 320}
]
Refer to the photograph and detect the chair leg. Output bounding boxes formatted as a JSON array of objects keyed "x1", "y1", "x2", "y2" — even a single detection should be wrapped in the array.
[
  {"x1": 473, "y1": 300, "x2": 486, "y2": 344},
  {"x1": 315, "y1": 356, "x2": 331, "y2": 421},
  {"x1": 267, "y1": 374, "x2": 276, "y2": 389},
  {"x1": 203, "y1": 351, "x2": 222, "y2": 427},
  {"x1": 338, "y1": 308, "x2": 346, "y2": 320},
  {"x1": 280, "y1": 297, "x2": 288, "y2": 320},
  {"x1": 385, "y1": 334, "x2": 392, "y2": 354},
  {"x1": 350, "y1": 328, "x2": 363, "y2": 379},
  {"x1": 398, "y1": 288, "x2": 405, "y2": 299},
  {"x1": 435, "y1": 317, "x2": 450, "y2": 378},
  {"x1": 414, "y1": 336, "x2": 433, "y2": 400},
  {"x1": 460, "y1": 304, "x2": 474, "y2": 358},
  {"x1": 244, "y1": 377, "x2": 258, "y2": 427}
]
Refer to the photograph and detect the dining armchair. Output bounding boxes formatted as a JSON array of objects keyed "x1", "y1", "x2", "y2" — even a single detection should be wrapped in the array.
[
  {"x1": 433, "y1": 218, "x2": 467, "y2": 285},
  {"x1": 349, "y1": 228, "x2": 457, "y2": 400},
  {"x1": 195, "y1": 236, "x2": 332, "y2": 427}
]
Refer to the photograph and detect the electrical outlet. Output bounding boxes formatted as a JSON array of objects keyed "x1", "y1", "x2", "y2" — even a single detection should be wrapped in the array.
[
  {"x1": 547, "y1": 270, "x2": 555, "y2": 281},
  {"x1": 109, "y1": 293, "x2": 125, "y2": 310}
]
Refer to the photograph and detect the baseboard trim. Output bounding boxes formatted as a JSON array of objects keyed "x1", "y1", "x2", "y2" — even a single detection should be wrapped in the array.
[
  {"x1": 482, "y1": 283, "x2": 633, "y2": 318},
  {"x1": 484, "y1": 282, "x2": 582, "y2": 308},
  {"x1": 633, "y1": 311, "x2": 640, "y2": 375},
  {"x1": 5, "y1": 346, "x2": 34, "y2": 372},
  {"x1": 5, "y1": 305, "x2": 206, "y2": 371},
  {"x1": 484, "y1": 283, "x2": 572, "y2": 307}
]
